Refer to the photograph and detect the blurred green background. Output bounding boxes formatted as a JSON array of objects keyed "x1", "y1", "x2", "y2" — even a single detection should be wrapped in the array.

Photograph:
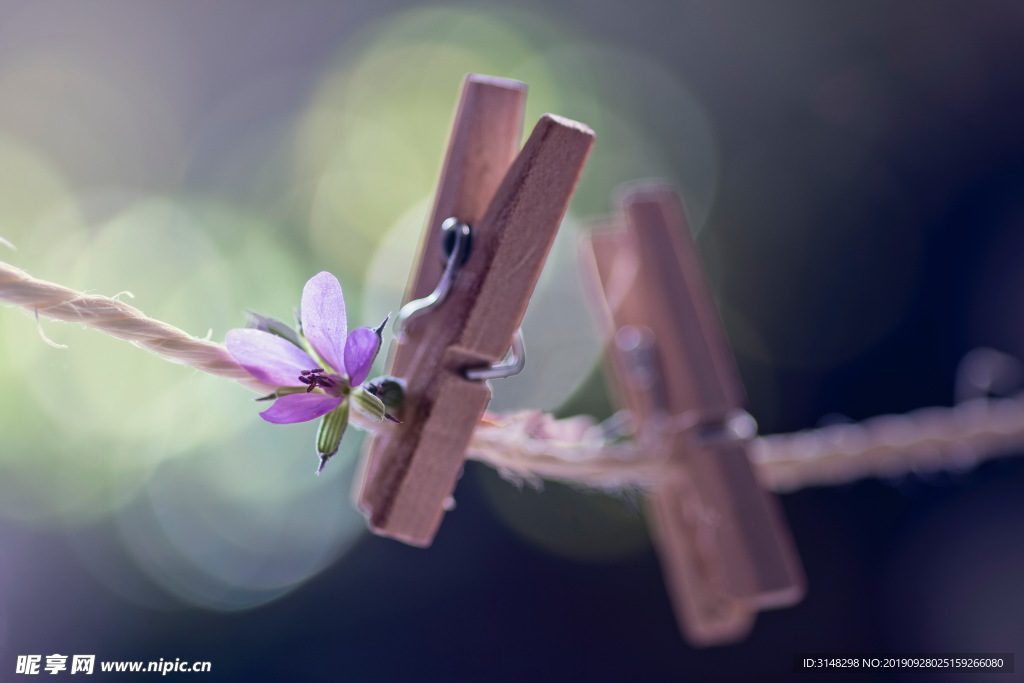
[
  {"x1": 2, "y1": 1, "x2": 1024, "y2": 680},
  {"x1": 0, "y1": 0, "x2": 720, "y2": 604}
]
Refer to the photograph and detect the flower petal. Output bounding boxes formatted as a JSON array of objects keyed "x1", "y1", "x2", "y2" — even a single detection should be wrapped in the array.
[
  {"x1": 344, "y1": 326, "x2": 381, "y2": 385},
  {"x1": 226, "y1": 328, "x2": 316, "y2": 387},
  {"x1": 259, "y1": 393, "x2": 343, "y2": 424},
  {"x1": 301, "y1": 272, "x2": 347, "y2": 374}
]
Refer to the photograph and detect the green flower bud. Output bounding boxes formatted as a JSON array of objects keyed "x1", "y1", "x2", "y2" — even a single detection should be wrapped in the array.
[
  {"x1": 363, "y1": 377, "x2": 405, "y2": 411},
  {"x1": 351, "y1": 386, "x2": 386, "y2": 422},
  {"x1": 316, "y1": 400, "x2": 349, "y2": 474}
]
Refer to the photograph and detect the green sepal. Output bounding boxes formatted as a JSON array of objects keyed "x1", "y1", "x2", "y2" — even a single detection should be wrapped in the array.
[
  {"x1": 316, "y1": 400, "x2": 349, "y2": 475},
  {"x1": 255, "y1": 386, "x2": 306, "y2": 402},
  {"x1": 246, "y1": 311, "x2": 302, "y2": 348},
  {"x1": 351, "y1": 386, "x2": 386, "y2": 422}
]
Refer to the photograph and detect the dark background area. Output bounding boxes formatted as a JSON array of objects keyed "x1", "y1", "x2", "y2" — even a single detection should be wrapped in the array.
[{"x1": 3, "y1": 1, "x2": 1024, "y2": 681}]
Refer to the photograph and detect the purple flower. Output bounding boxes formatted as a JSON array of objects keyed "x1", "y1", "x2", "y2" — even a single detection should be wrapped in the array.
[{"x1": 226, "y1": 272, "x2": 386, "y2": 472}]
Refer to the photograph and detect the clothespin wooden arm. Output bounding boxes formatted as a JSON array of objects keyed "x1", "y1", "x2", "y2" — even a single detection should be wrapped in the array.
[
  {"x1": 619, "y1": 187, "x2": 743, "y2": 424},
  {"x1": 583, "y1": 183, "x2": 804, "y2": 645},
  {"x1": 356, "y1": 75, "x2": 526, "y2": 545},
  {"x1": 618, "y1": 184, "x2": 803, "y2": 606},
  {"x1": 357, "y1": 73, "x2": 595, "y2": 547},
  {"x1": 456, "y1": 115, "x2": 595, "y2": 358},
  {"x1": 392, "y1": 75, "x2": 527, "y2": 331},
  {"x1": 646, "y1": 466, "x2": 756, "y2": 646},
  {"x1": 584, "y1": 227, "x2": 755, "y2": 646}
]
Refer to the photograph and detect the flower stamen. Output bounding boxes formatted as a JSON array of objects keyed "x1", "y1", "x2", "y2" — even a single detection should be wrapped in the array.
[{"x1": 298, "y1": 368, "x2": 335, "y2": 393}]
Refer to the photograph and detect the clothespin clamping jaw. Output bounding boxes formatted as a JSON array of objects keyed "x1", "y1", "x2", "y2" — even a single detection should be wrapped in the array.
[
  {"x1": 581, "y1": 183, "x2": 805, "y2": 646},
  {"x1": 356, "y1": 74, "x2": 595, "y2": 547}
]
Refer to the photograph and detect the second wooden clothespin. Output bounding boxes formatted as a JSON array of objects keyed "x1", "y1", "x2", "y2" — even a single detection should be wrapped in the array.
[
  {"x1": 581, "y1": 183, "x2": 804, "y2": 645},
  {"x1": 356, "y1": 74, "x2": 595, "y2": 546}
]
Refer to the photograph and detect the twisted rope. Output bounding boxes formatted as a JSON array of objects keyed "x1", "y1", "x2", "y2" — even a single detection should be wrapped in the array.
[
  {"x1": 3, "y1": 259, "x2": 1023, "y2": 493},
  {"x1": 0, "y1": 261, "x2": 273, "y2": 394},
  {"x1": 465, "y1": 398, "x2": 1024, "y2": 492}
]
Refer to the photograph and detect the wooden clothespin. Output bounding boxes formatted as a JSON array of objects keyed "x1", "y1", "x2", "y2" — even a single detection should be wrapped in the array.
[
  {"x1": 356, "y1": 74, "x2": 595, "y2": 546},
  {"x1": 581, "y1": 183, "x2": 804, "y2": 646}
]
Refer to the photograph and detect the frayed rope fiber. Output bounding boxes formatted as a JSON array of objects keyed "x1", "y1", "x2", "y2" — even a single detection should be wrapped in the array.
[
  {"x1": 4, "y1": 259, "x2": 1024, "y2": 493},
  {"x1": 0, "y1": 260, "x2": 273, "y2": 394}
]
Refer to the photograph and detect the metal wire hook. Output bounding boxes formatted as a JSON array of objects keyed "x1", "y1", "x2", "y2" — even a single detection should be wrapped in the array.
[
  {"x1": 615, "y1": 324, "x2": 758, "y2": 442},
  {"x1": 392, "y1": 217, "x2": 525, "y2": 381},
  {"x1": 394, "y1": 218, "x2": 472, "y2": 340},
  {"x1": 465, "y1": 328, "x2": 526, "y2": 381},
  {"x1": 615, "y1": 325, "x2": 669, "y2": 414}
]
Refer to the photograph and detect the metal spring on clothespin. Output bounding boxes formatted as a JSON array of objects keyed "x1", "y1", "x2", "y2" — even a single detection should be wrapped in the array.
[
  {"x1": 355, "y1": 74, "x2": 594, "y2": 547},
  {"x1": 394, "y1": 217, "x2": 526, "y2": 381},
  {"x1": 394, "y1": 218, "x2": 472, "y2": 338},
  {"x1": 617, "y1": 325, "x2": 759, "y2": 450},
  {"x1": 582, "y1": 182, "x2": 804, "y2": 646}
]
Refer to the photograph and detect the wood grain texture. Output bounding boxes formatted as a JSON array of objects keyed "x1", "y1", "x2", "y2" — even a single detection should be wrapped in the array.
[
  {"x1": 396, "y1": 75, "x2": 527, "y2": 324},
  {"x1": 582, "y1": 225, "x2": 755, "y2": 646},
  {"x1": 355, "y1": 75, "x2": 525, "y2": 543},
  {"x1": 646, "y1": 472, "x2": 755, "y2": 646},
  {"x1": 581, "y1": 183, "x2": 804, "y2": 645},
  {"x1": 618, "y1": 184, "x2": 803, "y2": 607},
  {"x1": 619, "y1": 183, "x2": 744, "y2": 423},
  {"x1": 356, "y1": 76, "x2": 525, "y2": 512},
  {"x1": 357, "y1": 104, "x2": 594, "y2": 546},
  {"x1": 683, "y1": 438, "x2": 804, "y2": 608}
]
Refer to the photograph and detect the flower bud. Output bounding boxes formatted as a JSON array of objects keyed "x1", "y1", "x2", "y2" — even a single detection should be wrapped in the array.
[
  {"x1": 363, "y1": 377, "x2": 405, "y2": 411},
  {"x1": 316, "y1": 400, "x2": 349, "y2": 474},
  {"x1": 351, "y1": 386, "x2": 386, "y2": 422}
]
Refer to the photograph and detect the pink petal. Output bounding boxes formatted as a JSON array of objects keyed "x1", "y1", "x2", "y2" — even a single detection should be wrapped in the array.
[
  {"x1": 344, "y1": 327, "x2": 381, "y2": 386},
  {"x1": 259, "y1": 393, "x2": 343, "y2": 424},
  {"x1": 301, "y1": 272, "x2": 347, "y2": 374},
  {"x1": 226, "y1": 328, "x2": 316, "y2": 387}
]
